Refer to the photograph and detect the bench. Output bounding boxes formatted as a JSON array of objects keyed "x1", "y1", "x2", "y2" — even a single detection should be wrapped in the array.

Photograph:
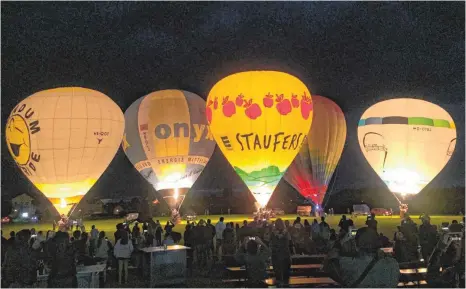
[
  {"x1": 265, "y1": 276, "x2": 337, "y2": 287},
  {"x1": 227, "y1": 264, "x2": 322, "y2": 272}
]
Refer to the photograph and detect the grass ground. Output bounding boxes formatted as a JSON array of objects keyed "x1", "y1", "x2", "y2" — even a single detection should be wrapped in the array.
[{"x1": 2, "y1": 214, "x2": 461, "y2": 243}]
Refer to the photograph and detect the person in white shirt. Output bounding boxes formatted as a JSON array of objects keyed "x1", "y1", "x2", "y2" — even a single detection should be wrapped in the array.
[
  {"x1": 90, "y1": 225, "x2": 99, "y2": 256},
  {"x1": 95, "y1": 231, "x2": 112, "y2": 263},
  {"x1": 114, "y1": 231, "x2": 134, "y2": 284},
  {"x1": 215, "y1": 217, "x2": 226, "y2": 261}
]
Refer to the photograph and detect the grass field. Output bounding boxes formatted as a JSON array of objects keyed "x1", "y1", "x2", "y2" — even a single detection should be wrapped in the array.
[{"x1": 2, "y1": 214, "x2": 462, "y2": 243}]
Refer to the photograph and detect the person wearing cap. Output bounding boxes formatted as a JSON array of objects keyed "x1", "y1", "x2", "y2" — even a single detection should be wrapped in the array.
[{"x1": 324, "y1": 227, "x2": 399, "y2": 288}]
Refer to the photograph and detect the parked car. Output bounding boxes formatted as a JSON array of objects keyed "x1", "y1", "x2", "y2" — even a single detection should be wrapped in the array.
[
  {"x1": 371, "y1": 208, "x2": 392, "y2": 216},
  {"x1": 1, "y1": 216, "x2": 10, "y2": 224}
]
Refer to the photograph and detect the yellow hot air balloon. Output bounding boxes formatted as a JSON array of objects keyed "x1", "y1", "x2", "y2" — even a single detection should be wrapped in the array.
[
  {"x1": 122, "y1": 90, "x2": 216, "y2": 212},
  {"x1": 5, "y1": 87, "x2": 125, "y2": 216},
  {"x1": 207, "y1": 71, "x2": 314, "y2": 208},
  {"x1": 285, "y1": 95, "x2": 347, "y2": 207},
  {"x1": 358, "y1": 98, "x2": 456, "y2": 201}
]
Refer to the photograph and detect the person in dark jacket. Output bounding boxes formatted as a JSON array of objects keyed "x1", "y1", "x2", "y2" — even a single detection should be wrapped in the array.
[
  {"x1": 3, "y1": 230, "x2": 38, "y2": 288},
  {"x1": 48, "y1": 231, "x2": 77, "y2": 288},
  {"x1": 114, "y1": 223, "x2": 125, "y2": 243},
  {"x1": 270, "y1": 218, "x2": 292, "y2": 287},
  {"x1": 419, "y1": 215, "x2": 438, "y2": 261}
]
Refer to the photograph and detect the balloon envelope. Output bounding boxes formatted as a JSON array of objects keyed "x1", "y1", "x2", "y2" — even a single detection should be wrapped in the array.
[
  {"x1": 285, "y1": 95, "x2": 346, "y2": 206},
  {"x1": 122, "y1": 90, "x2": 216, "y2": 210},
  {"x1": 5, "y1": 87, "x2": 125, "y2": 216},
  {"x1": 358, "y1": 98, "x2": 456, "y2": 197},
  {"x1": 207, "y1": 71, "x2": 314, "y2": 208}
]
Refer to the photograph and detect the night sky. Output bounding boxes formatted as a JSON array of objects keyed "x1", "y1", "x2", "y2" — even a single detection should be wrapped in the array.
[{"x1": 2, "y1": 2, "x2": 465, "y2": 202}]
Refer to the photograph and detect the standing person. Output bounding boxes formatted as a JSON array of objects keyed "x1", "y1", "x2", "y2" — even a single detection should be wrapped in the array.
[
  {"x1": 366, "y1": 213, "x2": 378, "y2": 232},
  {"x1": 206, "y1": 219, "x2": 216, "y2": 260},
  {"x1": 132, "y1": 222, "x2": 140, "y2": 235},
  {"x1": 270, "y1": 218, "x2": 292, "y2": 287},
  {"x1": 339, "y1": 215, "x2": 349, "y2": 233},
  {"x1": 48, "y1": 231, "x2": 77, "y2": 288},
  {"x1": 222, "y1": 223, "x2": 236, "y2": 255},
  {"x1": 114, "y1": 231, "x2": 134, "y2": 284},
  {"x1": 155, "y1": 221, "x2": 163, "y2": 246},
  {"x1": 311, "y1": 219, "x2": 319, "y2": 238},
  {"x1": 215, "y1": 217, "x2": 226, "y2": 261},
  {"x1": 419, "y1": 214, "x2": 438, "y2": 261},
  {"x1": 32, "y1": 231, "x2": 45, "y2": 251},
  {"x1": 95, "y1": 231, "x2": 112, "y2": 265},
  {"x1": 90, "y1": 225, "x2": 99, "y2": 256},
  {"x1": 114, "y1": 223, "x2": 125, "y2": 243},
  {"x1": 7, "y1": 231, "x2": 16, "y2": 247},
  {"x1": 235, "y1": 237, "x2": 271, "y2": 287},
  {"x1": 3, "y1": 230, "x2": 38, "y2": 288},
  {"x1": 165, "y1": 221, "x2": 174, "y2": 235},
  {"x1": 195, "y1": 219, "x2": 209, "y2": 267}
]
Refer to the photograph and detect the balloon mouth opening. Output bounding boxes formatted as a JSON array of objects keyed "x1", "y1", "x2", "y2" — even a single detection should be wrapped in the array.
[
  {"x1": 382, "y1": 168, "x2": 425, "y2": 196},
  {"x1": 157, "y1": 187, "x2": 190, "y2": 210}
]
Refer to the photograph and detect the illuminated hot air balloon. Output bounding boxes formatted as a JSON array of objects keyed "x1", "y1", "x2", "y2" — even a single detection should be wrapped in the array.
[
  {"x1": 207, "y1": 71, "x2": 314, "y2": 208},
  {"x1": 284, "y1": 95, "x2": 346, "y2": 207},
  {"x1": 5, "y1": 87, "x2": 125, "y2": 216},
  {"x1": 122, "y1": 90, "x2": 216, "y2": 211},
  {"x1": 358, "y1": 98, "x2": 456, "y2": 202}
]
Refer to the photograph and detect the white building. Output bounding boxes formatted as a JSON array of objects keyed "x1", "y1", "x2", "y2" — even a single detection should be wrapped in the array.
[{"x1": 11, "y1": 193, "x2": 37, "y2": 218}]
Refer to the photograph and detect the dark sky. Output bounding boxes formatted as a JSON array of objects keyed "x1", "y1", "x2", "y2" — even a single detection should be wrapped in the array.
[{"x1": 2, "y1": 2, "x2": 465, "y2": 201}]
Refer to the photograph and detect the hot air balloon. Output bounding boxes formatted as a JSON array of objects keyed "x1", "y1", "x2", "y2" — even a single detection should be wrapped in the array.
[
  {"x1": 284, "y1": 95, "x2": 346, "y2": 208},
  {"x1": 122, "y1": 90, "x2": 216, "y2": 213},
  {"x1": 358, "y1": 98, "x2": 456, "y2": 205},
  {"x1": 207, "y1": 71, "x2": 314, "y2": 209},
  {"x1": 5, "y1": 87, "x2": 125, "y2": 216}
]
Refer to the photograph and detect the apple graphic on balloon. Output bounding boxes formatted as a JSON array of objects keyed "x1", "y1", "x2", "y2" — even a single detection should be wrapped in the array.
[
  {"x1": 206, "y1": 100, "x2": 213, "y2": 123},
  {"x1": 222, "y1": 96, "x2": 236, "y2": 117},
  {"x1": 263, "y1": 93, "x2": 274, "y2": 108},
  {"x1": 244, "y1": 99, "x2": 262, "y2": 120},
  {"x1": 291, "y1": 94, "x2": 300, "y2": 108},
  {"x1": 300, "y1": 92, "x2": 313, "y2": 120},
  {"x1": 275, "y1": 94, "x2": 292, "y2": 115},
  {"x1": 213, "y1": 97, "x2": 219, "y2": 110},
  {"x1": 236, "y1": 94, "x2": 244, "y2": 106}
]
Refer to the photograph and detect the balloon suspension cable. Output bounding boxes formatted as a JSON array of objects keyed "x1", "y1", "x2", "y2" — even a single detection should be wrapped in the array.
[
  {"x1": 322, "y1": 161, "x2": 342, "y2": 210},
  {"x1": 67, "y1": 203, "x2": 78, "y2": 218},
  {"x1": 391, "y1": 191, "x2": 402, "y2": 206}
]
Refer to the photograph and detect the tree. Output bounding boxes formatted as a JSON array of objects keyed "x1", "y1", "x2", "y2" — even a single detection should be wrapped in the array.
[{"x1": 1, "y1": 199, "x2": 12, "y2": 217}]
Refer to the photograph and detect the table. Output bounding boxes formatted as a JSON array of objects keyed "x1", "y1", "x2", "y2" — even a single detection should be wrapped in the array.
[
  {"x1": 36, "y1": 263, "x2": 106, "y2": 288},
  {"x1": 141, "y1": 245, "x2": 190, "y2": 287}
]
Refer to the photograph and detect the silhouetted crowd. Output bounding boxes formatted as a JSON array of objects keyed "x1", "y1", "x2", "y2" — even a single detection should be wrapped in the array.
[{"x1": 0, "y1": 213, "x2": 464, "y2": 288}]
